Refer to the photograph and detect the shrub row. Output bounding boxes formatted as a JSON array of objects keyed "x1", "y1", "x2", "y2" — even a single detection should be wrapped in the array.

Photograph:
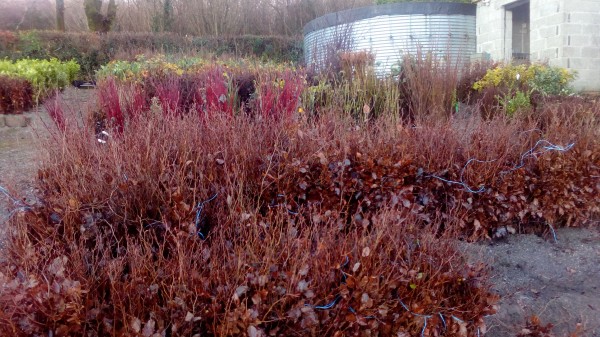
[
  {"x1": 94, "y1": 57, "x2": 306, "y2": 124},
  {"x1": 0, "y1": 30, "x2": 303, "y2": 78},
  {"x1": 93, "y1": 53, "x2": 458, "y2": 123},
  {"x1": 95, "y1": 53, "x2": 581, "y2": 126},
  {"x1": 0, "y1": 58, "x2": 79, "y2": 114}
]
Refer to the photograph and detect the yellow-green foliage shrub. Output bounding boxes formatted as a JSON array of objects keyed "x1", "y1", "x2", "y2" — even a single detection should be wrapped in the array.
[
  {"x1": 473, "y1": 63, "x2": 575, "y2": 97},
  {"x1": 472, "y1": 63, "x2": 575, "y2": 116},
  {"x1": 0, "y1": 58, "x2": 79, "y2": 100}
]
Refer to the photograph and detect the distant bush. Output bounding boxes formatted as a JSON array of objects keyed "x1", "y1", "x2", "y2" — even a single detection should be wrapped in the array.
[
  {"x1": 500, "y1": 90, "x2": 532, "y2": 117},
  {"x1": 0, "y1": 30, "x2": 17, "y2": 50},
  {"x1": 96, "y1": 54, "x2": 204, "y2": 81},
  {"x1": 473, "y1": 63, "x2": 575, "y2": 96},
  {"x1": 527, "y1": 64, "x2": 576, "y2": 97}
]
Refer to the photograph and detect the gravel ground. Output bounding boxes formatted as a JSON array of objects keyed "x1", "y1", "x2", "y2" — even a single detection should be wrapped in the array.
[{"x1": 464, "y1": 228, "x2": 600, "y2": 337}]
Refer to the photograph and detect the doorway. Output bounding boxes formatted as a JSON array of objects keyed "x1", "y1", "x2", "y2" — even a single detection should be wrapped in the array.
[{"x1": 506, "y1": 1, "x2": 530, "y2": 62}]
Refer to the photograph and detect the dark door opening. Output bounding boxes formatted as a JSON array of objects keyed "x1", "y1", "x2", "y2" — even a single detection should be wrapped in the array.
[{"x1": 507, "y1": 1, "x2": 530, "y2": 62}]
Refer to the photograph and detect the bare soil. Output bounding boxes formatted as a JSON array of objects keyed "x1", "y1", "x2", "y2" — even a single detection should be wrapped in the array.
[
  {"x1": 0, "y1": 87, "x2": 599, "y2": 336},
  {"x1": 467, "y1": 229, "x2": 600, "y2": 337}
]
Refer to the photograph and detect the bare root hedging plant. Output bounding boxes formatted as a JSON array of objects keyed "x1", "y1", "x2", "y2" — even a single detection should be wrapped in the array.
[
  {"x1": 1, "y1": 58, "x2": 599, "y2": 336},
  {"x1": 1, "y1": 205, "x2": 496, "y2": 336},
  {"x1": 1, "y1": 111, "x2": 501, "y2": 336}
]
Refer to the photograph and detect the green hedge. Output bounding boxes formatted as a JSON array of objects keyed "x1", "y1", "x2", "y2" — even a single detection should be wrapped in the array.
[
  {"x1": 0, "y1": 58, "x2": 79, "y2": 113},
  {"x1": 0, "y1": 58, "x2": 79, "y2": 97},
  {"x1": 0, "y1": 31, "x2": 303, "y2": 79}
]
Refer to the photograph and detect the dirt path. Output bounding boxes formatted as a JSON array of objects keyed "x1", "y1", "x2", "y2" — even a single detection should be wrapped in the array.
[{"x1": 1, "y1": 88, "x2": 599, "y2": 336}]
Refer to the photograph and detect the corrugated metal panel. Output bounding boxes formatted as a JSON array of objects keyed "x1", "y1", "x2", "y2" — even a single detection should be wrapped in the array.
[{"x1": 304, "y1": 5, "x2": 476, "y2": 74}]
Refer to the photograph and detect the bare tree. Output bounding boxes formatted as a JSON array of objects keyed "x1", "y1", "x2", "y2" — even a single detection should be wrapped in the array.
[
  {"x1": 163, "y1": 0, "x2": 174, "y2": 31},
  {"x1": 0, "y1": 0, "x2": 372, "y2": 35}
]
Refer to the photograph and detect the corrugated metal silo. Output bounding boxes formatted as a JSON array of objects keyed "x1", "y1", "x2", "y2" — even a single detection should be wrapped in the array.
[{"x1": 303, "y1": 2, "x2": 477, "y2": 74}]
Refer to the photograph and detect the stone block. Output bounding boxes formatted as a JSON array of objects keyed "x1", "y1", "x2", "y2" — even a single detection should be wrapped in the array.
[
  {"x1": 569, "y1": 57, "x2": 594, "y2": 70},
  {"x1": 581, "y1": 47, "x2": 600, "y2": 59},
  {"x1": 573, "y1": 77, "x2": 600, "y2": 93},
  {"x1": 568, "y1": 35, "x2": 591, "y2": 47},
  {"x1": 532, "y1": 13, "x2": 565, "y2": 26},
  {"x1": 549, "y1": 58, "x2": 568, "y2": 68},
  {"x1": 538, "y1": 26, "x2": 558, "y2": 39},
  {"x1": 539, "y1": 48, "x2": 559, "y2": 60},
  {"x1": 4, "y1": 114, "x2": 31, "y2": 127},
  {"x1": 568, "y1": 12, "x2": 600, "y2": 24},
  {"x1": 581, "y1": 24, "x2": 600, "y2": 36},
  {"x1": 561, "y1": 24, "x2": 582, "y2": 35},
  {"x1": 569, "y1": 0, "x2": 600, "y2": 13},
  {"x1": 562, "y1": 46, "x2": 583, "y2": 58},
  {"x1": 529, "y1": 51, "x2": 540, "y2": 61},
  {"x1": 577, "y1": 71, "x2": 598, "y2": 83},
  {"x1": 530, "y1": 37, "x2": 546, "y2": 49},
  {"x1": 532, "y1": 2, "x2": 561, "y2": 17},
  {"x1": 529, "y1": 29, "x2": 542, "y2": 42},
  {"x1": 544, "y1": 36, "x2": 563, "y2": 49}
]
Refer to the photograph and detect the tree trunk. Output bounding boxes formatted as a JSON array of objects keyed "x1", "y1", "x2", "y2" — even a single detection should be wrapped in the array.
[
  {"x1": 56, "y1": 0, "x2": 65, "y2": 31},
  {"x1": 106, "y1": 0, "x2": 116, "y2": 31},
  {"x1": 163, "y1": 0, "x2": 174, "y2": 32},
  {"x1": 83, "y1": 0, "x2": 116, "y2": 33}
]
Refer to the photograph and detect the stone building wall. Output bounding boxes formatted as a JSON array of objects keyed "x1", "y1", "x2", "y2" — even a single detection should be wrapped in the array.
[{"x1": 475, "y1": 0, "x2": 600, "y2": 92}]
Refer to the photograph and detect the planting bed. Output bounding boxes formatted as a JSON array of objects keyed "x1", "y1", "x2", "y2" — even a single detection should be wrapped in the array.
[{"x1": 0, "y1": 57, "x2": 599, "y2": 336}]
